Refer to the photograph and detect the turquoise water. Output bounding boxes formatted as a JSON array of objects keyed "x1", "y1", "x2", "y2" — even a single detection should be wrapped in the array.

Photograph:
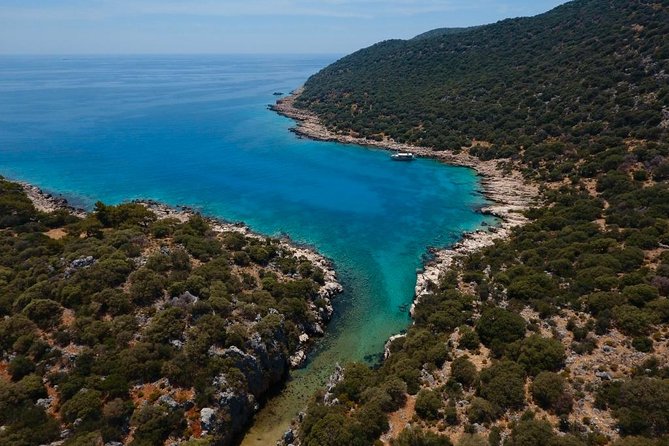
[{"x1": 0, "y1": 55, "x2": 493, "y2": 442}]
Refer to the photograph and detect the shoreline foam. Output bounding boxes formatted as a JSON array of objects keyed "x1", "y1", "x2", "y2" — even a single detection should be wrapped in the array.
[{"x1": 270, "y1": 88, "x2": 538, "y2": 308}]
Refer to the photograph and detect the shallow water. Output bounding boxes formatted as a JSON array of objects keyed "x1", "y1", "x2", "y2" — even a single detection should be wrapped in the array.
[{"x1": 0, "y1": 55, "x2": 494, "y2": 443}]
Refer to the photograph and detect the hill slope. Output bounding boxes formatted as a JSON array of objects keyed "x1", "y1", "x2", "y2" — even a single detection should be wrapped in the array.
[
  {"x1": 297, "y1": 0, "x2": 669, "y2": 157},
  {"x1": 289, "y1": 1, "x2": 669, "y2": 445}
]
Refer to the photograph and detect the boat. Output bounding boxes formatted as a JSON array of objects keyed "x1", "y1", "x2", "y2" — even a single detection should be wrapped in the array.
[
  {"x1": 391, "y1": 152, "x2": 416, "y2": 161},
  {"x1": 273, "y1": 92, "x2": 284, "y2": 96}
]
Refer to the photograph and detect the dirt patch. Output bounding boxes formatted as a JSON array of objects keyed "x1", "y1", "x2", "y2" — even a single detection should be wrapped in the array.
[
  {"x1": 382, "y1": 395, "x2": 416, "y2": 445},
  {"x1": 44, "y1": 228, "x2": 67, "y2": 240}
]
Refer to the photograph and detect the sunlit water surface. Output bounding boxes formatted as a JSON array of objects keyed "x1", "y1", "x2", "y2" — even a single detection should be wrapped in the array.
[{"x1": 0, "y1": 55, "x2": 494, "y2": 444}]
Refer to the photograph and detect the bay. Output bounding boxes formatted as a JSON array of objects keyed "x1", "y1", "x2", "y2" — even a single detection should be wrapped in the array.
[{"x1": 0, "y1": 55, "x2": 494, "y2": 443}]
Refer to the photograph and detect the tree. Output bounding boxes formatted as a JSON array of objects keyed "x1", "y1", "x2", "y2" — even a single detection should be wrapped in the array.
[
  {"x1": 450, "y1": 356, "x2": 478, "y2": 388},
  {"x1": 129, "y1": 269, "x2": 165, "y2": 305},
  {"x1": 468, "y1": 397, "x2": 498, "y2": 424},
  {"x1": 415, "y1": 389, "x2": 443, "y2": 421},
  {"x1": 476, "y1": 308, "x2": 526, "y2": 348},
  {"x1": 60, "y1": 389, "x2": 103, "y2": 424},
  {"x1": 531, "y1": 372, "x2": 572, "y2": 415},
  {"x1": 513, "y1": 335, "x2": 566, "y2": 376},
  {"x1": 478, "y1": 361, "x2": 526, "y2": 411},
  {"x1": 507, "y1": 419, "x2": 555, "y2": 446},
  {"x1": 22, "y1": 299, "x2": 63, "y2": 329},
  {"x1": 392, "y1": 426, "x2": 453, "y2": 446}
]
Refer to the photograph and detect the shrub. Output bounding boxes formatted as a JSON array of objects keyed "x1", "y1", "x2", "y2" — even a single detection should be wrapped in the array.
[
  {"x1": 513, "y1": 334, "x2": 566, "y2": 375},
  {"x1": 415, "y1": 389, "x2": 443, "y2": 421},
  {"x1": 476, "y1": 308, "x2": 526, "y2": 348},
  {"x1": 631, "y1": 336, "x2": 653, "y2": 353},
  {"x1": 599, "y1": 377, "x2": 669, "y2": 436},
  {"x1": 467, "y1": 397, "x2": 498, "y2": 424},
  {"x1": 22, "y1": 299, "x2": 63, "y2": 329},
  {"x1": 451, "y1": 356, "x2": 478, "y2": 388},
  {"x1": 478, "y1": 361, "x2": 526, "y2": 411},
  {"x1": 130, "y1": 404, "x2": 185, "y2": 446},
  {"x1": 392, "y1": 426, "x2": 453, "y2": 446},
  {"x1": 8, "y1": 355, "x2": 35, "y2": 381},
  {"x1": 622, "y1": 284, "x2": 660, "y2": 307},
  {"x1": 612, "y1": 305, "x2": 653, "y2": 335},
  {"x1": 459, "y1": 326, "x2": 481, "y2": 350},
  {"x1": 381, "y1": 377, "x2": 408, "y2": 412},
  {"x1": 60, "y1": 389, "x2": 103, "y2": 424},
  {"x1": 531, "y1": 372, "x2": 572, "y2": 414},
  {"x1": 507, "y1": 419, "x2": 555, "y2": 446},
  {"x1": 334, "y1": 363, "x2": 374, "y2": 403},
  {"x1": 129, "y1": 269, "x2": 165, "y2": 305}
]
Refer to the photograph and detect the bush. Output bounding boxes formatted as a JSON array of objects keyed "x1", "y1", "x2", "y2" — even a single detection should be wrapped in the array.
[
  {"x1": 623, "y1": 284, "x2": 660, "y2": 307},
  {"x1": 467, "y1": 397, "x2": 498, "y2": 424},
  {"x1": 478, "y1": 361, "x2": 526, "y2": 411},
  {"x1": 130, "y1": 405, "x2": 185, "y2": 446},
  {"x1": 415, "y1": 389, "x2": 443, "y2": 421},
  {"x1": 8, "y1": 355, "x2": 35, "y2": 381},
  {"x1": 129, "y1": 269, "x2": 165, "y2": 305},
  {"x1": 513, "y1": 334, "x2": 566, "y2": 376},
  {"x1": 612, "y1": 305, "x2": 653, "y2": 335},
  {"x1": 507, "y1": 419, "x2": 555, "y2": 446},
  {"x1": 22, "y1": 299, "x2": 63, "y2": 329},
  {"x1": 531, "y1": 372, "x2": 572, "y2": 415},
  {"x1": 334, "y1": 363, "x2": 374, "y2": 403},
  {"x1": 632, "y1": 336, "x2": 653, "y2": 353},
  {"x1": 450, "y1": 356, "x2": 478, "y2": 388},
  {"x1": 60, "y1": 389, "x2": 103, "y2": 424},
  {"x1": 17, "y1": 374, "x2": 47, "y2": 401},
  {"x1": 459, "y1": 326, "x2": 480, "y2": 350},
  {"x1": 599, "y1": 377, "x2": 669, "y2": 436},
  {"x1": 476, "y1": 308, "x2": 526, "y2": 348},
  {"x1": 392, "y1": 426, "x2": 453, "y2": 446},
  {"x1": 381, "y1": 377, "x2": 408, "y2": 412}
]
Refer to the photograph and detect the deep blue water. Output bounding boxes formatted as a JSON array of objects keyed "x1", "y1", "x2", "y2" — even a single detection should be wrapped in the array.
[{"x1": 0, "y1": 55, "x2": 493, "y2": 441}]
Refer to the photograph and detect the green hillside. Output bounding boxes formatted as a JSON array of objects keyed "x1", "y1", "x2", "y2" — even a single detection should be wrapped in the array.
[
  {"x1": 294, "y1": 1, "x2": 669, "y2": 445},
  {"x1": 298, "y1": 0, "x2": 669, "y2": 163}
]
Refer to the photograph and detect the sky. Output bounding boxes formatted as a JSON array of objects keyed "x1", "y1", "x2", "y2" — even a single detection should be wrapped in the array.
[{"x1": 0, "y1": 0, "x2": 569, "y2": 55}]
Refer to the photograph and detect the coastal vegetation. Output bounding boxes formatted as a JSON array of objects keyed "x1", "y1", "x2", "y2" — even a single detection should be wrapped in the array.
[
  {"x1": 289, "y1": 0, "x2": 669, "y2": 445},
  {"x1": 0, "y1": 178, "x2": 337, "y2": 445}
]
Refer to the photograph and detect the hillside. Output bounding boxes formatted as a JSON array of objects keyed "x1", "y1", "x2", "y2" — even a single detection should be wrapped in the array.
[
  {"x1": 0, "y1": 178, "x2": 340, "y2": 446},
  {"x1": 297, "y1": 0, "x2": 669, "y2": 163},
  {"x1": 285, "y1": 1, "x2": 669, "y2": 445}
]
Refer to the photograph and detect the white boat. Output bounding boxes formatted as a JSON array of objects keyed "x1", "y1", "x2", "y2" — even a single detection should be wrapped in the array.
[{"x1": 391, "y1": 152, "x2": 416, "y2": 161}]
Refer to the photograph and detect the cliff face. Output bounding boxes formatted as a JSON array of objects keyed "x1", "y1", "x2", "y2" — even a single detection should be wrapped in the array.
[{"x1": 0, "y1": 178, "x2": 342, "y2": 446}]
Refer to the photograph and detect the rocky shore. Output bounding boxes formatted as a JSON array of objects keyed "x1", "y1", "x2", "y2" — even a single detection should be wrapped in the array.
[
  {"x1": 271, "y1": 89, "x2": 538, "y2": 309},
  {"x1": 19, "y1": 185, "x2": 343, "y2": 370},
  {"x1": 20, "y1": 182, "x2": 87, "y2": 218},
  {"x1": 136, "y1": 200, "x2": 343, "y2": 368}
]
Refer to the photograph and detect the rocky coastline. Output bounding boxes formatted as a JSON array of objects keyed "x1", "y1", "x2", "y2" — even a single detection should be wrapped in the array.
[
  {"x1": 135, "y1": 200, "x2": 343, "y2": 368},
  {"x1": 271, "y1": 88, "x2": 538, "y2": 311},
  {"x1": 19, "y1": 182, "x2": 87, "y2": 218},
  {"x1": 19, "y1": 184, "x2": 343, "y2": 369}
]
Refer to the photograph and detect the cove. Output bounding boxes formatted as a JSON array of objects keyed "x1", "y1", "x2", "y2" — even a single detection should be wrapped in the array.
[{"x1": 0, "y1": 55, "x2": 494, "y2": 443}]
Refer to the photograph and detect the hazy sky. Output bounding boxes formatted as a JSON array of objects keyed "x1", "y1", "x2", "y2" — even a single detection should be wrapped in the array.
[{"x1": 0, "y1": 0, "x2": 569, "y2": 55}]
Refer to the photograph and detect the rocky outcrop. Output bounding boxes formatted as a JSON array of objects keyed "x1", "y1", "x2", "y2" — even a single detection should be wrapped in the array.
[
  {"x1": 136, "y1": 199, "x2": 343, "y2": 369},
  {"x1": 19, "y1": 182, "x2": 86, "y2": 218}
]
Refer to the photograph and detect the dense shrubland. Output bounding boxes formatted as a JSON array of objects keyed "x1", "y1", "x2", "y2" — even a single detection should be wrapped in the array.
[
  {"x1": 294, "y1": 0, "x2": 669, "y2": 444},
  {"x1": 0, "y1": 178, "x2": 333, "y2": 445}
]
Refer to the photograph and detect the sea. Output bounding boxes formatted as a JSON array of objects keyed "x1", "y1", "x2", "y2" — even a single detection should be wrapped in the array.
[{"x1": 0, "y1": 55, "x2": 495, "y2": 443}]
